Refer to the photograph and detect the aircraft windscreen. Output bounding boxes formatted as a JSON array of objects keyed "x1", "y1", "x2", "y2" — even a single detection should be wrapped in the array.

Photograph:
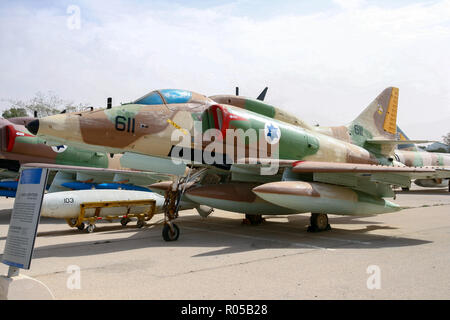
[
  {"x1": 160, "y1": 89, "x2": 192, "y2": 104},
  {"x1": 133, "y1": 89, "x2": 193, "y2": 105},
  {"x1": 134, "y1": 92, "x2": 164, "y2": 105}
]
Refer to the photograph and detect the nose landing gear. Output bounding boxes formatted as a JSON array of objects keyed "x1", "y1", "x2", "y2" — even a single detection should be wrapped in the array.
[
  {"x1": 161, "y1": 167, "x2": 207, "y2": 241},
  {"x1": 162, "y1": 223, "x2": 180, "y2": 241}
]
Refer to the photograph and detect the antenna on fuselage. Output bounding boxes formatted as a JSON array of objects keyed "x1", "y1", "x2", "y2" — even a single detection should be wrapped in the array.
[
  {"x1": 235, "y1": 87, "x2": 239, "y2": 96},
  {"x1": 257, "y1": 87, "x2": 268, "y2": 101},
  {"x1": 107, "y1": 97, "x2": 112, "y2": 109}
]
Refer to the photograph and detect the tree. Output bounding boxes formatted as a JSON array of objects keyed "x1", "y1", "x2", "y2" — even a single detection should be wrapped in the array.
[
  {"x1": 2, "y1": 91, "x2": 92, "y2": 118},
  {"x1": 2, "y1": 107, "x2": 29, "y2": 119},
  {"x1": 443, "y1": 132, "x2": 450, "y2": 145}
]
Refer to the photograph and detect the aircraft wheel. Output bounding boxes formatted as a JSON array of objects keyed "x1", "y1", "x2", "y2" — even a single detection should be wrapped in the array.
[
  {"x1": 402, "y1": 187, "x2": 410, "y2": 191},
  {"x1": 308, "y1": 213, "x2": 331, "y2": 232},
  {"x1": 243, "y1": 214, "x2": 265, "y2": 225},
  {"x1": 87, "y1": 224, "x2": 96, "y2": 233},
  {"x1": 162, "y1": 223, "x2": 180, "y2": 242},
  {"x1": 136, "y1": 219, "x2": 145, "y2": 228},
  {"x1": 77, "y1": 223, "x2": 85, "y2": 231},
  {"x1": 121, "y1": 218, "x2": 131, "y2": 226}
]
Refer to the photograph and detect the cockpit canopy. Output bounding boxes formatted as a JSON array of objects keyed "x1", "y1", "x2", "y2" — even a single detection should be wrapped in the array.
[{"x1": 134, "y1": 89, "x2": 209, "y2": 105}]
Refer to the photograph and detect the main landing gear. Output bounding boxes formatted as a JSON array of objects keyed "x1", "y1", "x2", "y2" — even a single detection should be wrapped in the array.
[
  {"x1": 242, "y1": 214, "x2": 266, "y2": 225},
  {"x1": 307, "y1": 213, "x2": 331, "y2": 232}
]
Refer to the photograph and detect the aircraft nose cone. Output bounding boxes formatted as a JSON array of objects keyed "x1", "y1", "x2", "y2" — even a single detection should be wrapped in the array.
[{"x1": 26, "y1": 119, "x2": 39, "y2": 135}]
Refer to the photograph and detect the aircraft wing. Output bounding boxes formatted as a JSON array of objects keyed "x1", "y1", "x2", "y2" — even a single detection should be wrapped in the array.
[
  {"x1": 22, "y1": 163, "x2": 175, "y2": 192},
  {"x1": 291, "y1": 160, "x2": 433, "y2": 174},
  {"x1": 433, "y1": 167, "x2": 450, "y2": 179},
  {"x1": 292, "y1": 160, "x2": 450, "y2": 183},
  {"x1": 366, "y1": 139, "x2": 435, "y2": 145},
  {"x1": 228, "y1": 159, "x2": 450, "y2": 196}
]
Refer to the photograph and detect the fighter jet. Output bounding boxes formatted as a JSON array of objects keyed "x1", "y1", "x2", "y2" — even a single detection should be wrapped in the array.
[
  {"x1": 26, "y1": 87, "x2": 449, "y2": 241},
  {"x1": 0, "y1": 116, "x2": 199, "y2": 232},
  {"x1": 0, "y1": 116, "x2": 164, "y2": 195},
  {"x1": 394, "y1": 126, "x2": 450, "y2": 190}
]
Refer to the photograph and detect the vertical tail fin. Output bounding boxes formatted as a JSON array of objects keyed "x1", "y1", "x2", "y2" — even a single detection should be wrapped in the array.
[
  {"x1": 348, "y1": 87, "x2": 399, "y2": 155},
  {"x1": 396, "y1": 126, "x2": 420, "y2": 151}
]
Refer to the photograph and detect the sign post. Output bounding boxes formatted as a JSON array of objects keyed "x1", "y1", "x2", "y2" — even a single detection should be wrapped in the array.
[{"x1": 2, "y1": 167, "x2": 49, "y2": 275}]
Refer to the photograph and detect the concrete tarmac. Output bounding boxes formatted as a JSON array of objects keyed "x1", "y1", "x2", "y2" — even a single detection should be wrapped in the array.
[{"x1": 0, "y1": 186, "x2": 449, "y2": 299}]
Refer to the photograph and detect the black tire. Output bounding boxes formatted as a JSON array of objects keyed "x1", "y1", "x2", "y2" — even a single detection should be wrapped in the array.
[
  {"x1": 402, "y1": 187, "x2": 410, "y2": 191},
  {"x1": 68, "y1": 218, "x2": 78, "y2": 227},
  {"x1": 309, "y1": 213, "x2": 330, "y2": 232},
  {"x1": 136, "y1": 220, "x2": 145, "y2": 228},
  {"x1": 77, "y1": 223, "x2": 85, "y2": 231},
  {"x1": 87, "y1": 224, "x2": 95, "y2": 233},
  {"x1": 162, "y1": 223, "x2": 180, "y2": 241},
  {"x1": 120, "y1": 218, "x2": 130, "y2": 227},
  {"x1": 245, "y1": 214, "x2": 264, "y2": 225}
]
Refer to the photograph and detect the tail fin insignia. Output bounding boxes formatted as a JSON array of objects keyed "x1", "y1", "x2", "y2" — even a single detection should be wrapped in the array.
[{"x1": 383, "y1": 87, "x2": 398, "y2": 135}]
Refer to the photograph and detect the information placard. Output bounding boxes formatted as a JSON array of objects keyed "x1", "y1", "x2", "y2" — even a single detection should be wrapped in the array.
[{"x1": 2, "y1": 168, "x2": 48, "y2": 270}]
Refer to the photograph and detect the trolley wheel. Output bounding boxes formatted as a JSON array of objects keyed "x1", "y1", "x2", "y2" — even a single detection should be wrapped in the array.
[
  {"x1": 162, "y1": 223, "x2": 180, "y2": 242},
  {"x1": 77, "y1": 223, "x2": 85, "y2": 231},
  {"x1": 67, "y1": 218, "x2": 78, "y2": 227},
  {"x1": 121, "y1": 217, "x2": 130, "y2": 226},
  {"x1": 87, "y1": 224, "x2": 96, "y2": 233},
  {"x1": 136, "y1": 219, "x2": 145, "y2": 228}
]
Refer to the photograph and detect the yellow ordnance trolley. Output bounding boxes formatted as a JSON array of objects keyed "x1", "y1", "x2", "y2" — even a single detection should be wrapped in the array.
[{"x1": 66, "y1": 199, "x2": 157, "y2": 233}]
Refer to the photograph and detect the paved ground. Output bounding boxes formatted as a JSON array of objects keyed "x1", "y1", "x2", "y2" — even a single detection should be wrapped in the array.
[{"x1": 0, "y1": 186, "x2": 449, "y2": 299}]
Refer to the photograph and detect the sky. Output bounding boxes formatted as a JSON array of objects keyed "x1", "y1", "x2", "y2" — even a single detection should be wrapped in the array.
[{"x1": 0, "y1": 0, "x2": 449, "y2": 141}]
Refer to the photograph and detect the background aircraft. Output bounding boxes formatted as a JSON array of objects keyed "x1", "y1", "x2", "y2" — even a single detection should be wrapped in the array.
[
  {"x1": 0, "y1": 116, "x2": 200, "y2": 231},
  {"x1": 27, "y1": 87, "x2": 449, "y2": 241},
  {"x1": 0, "y1": 116, "x2": 161, "y2": 195},
  {"x1": 395, "y1": 126, "x2": 450, "y2": 190}
]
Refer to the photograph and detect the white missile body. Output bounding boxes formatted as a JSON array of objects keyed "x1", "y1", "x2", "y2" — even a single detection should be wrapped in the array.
[{"x1": 41, "y1": 189, "x2": 165, "y2": 219}]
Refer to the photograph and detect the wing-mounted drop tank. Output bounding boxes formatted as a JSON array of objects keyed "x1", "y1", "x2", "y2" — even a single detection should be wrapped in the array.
[{"x1": 253, "y1": 181, "x2": 399, "y2": 215}]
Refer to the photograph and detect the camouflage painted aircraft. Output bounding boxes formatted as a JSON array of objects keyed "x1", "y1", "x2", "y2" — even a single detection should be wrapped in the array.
[
  {"x1": 394, "y1": 127, "x2": 450, "y2": 190},
  {"x1": 0, "y1": 116, "x2": 114, "y2": 196},
  {"x1": 0, "y1": 116, "x2": 172, "y2": 194},
  {"x1": 0, "y1": 116, "x2": 197, "y2": 230},
  {"x1": 26, "y1": 87, "x2": 449, "y2": 241}
]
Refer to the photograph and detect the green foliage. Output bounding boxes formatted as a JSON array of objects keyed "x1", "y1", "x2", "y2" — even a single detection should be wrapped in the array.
[
  {"x1": 2, "y1": 91, "x2": 92, "y2": 118},
  {"x1": 443, "y1": 132, "x2": 450, "y2": 145},
  {"x1": 2, "y1": 107, "x2": 29, "y2": 118}
]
